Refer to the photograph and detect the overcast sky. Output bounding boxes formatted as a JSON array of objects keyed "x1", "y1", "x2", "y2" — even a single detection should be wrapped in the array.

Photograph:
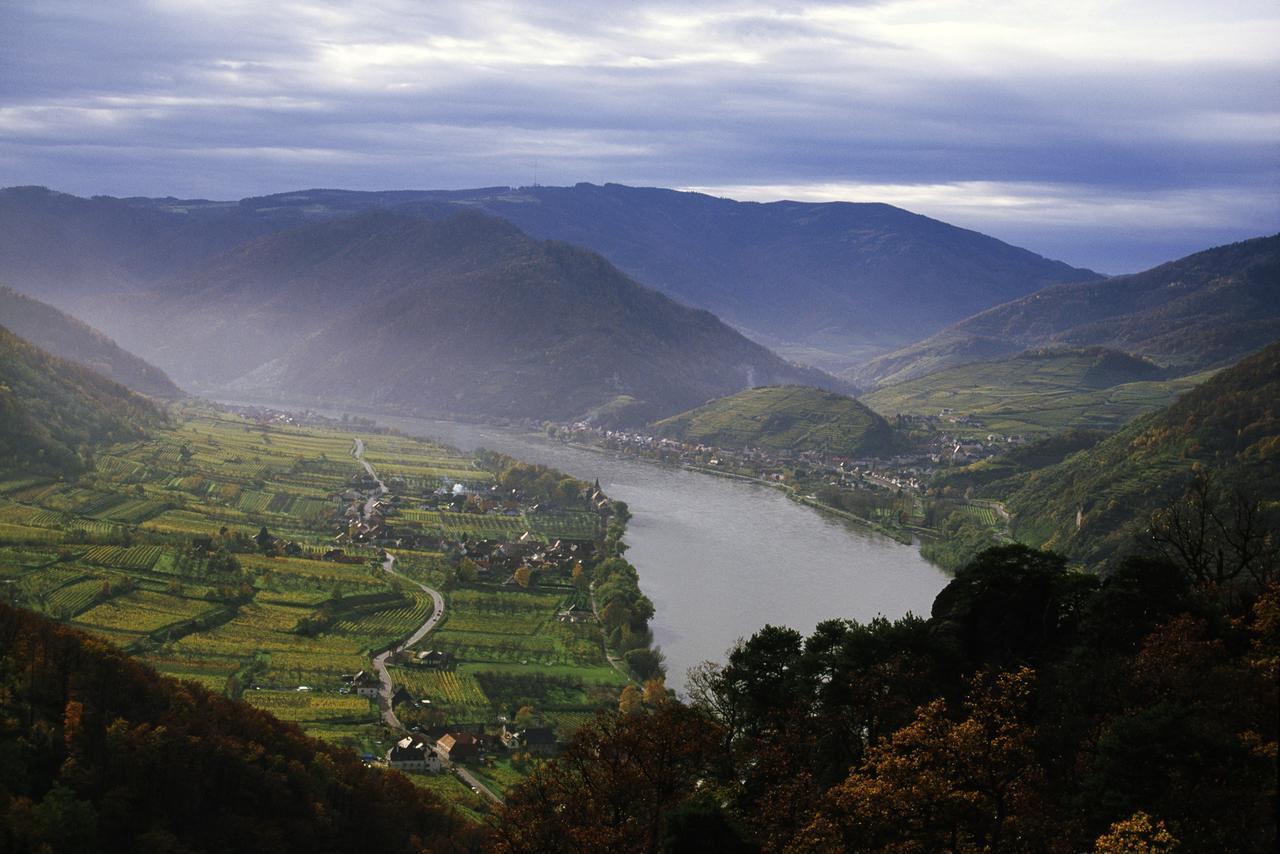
[{"x1": 2, "y1": 0, "x2": 1277, "y2": 272}]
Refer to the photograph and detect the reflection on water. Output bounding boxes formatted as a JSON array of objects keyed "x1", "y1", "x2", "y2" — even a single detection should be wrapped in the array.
[{"x1": 376, "y1": 416, "x2": 949, "y2": 692}]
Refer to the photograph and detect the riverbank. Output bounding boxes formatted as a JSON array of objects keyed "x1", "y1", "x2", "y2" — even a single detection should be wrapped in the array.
[{"x1": 558, "y1": 437, "x2": 921, "y2": 546}]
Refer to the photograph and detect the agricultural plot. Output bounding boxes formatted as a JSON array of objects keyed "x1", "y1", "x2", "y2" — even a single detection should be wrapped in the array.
[
  {"x1": 0, "y1": 523, "x2": 62, "y2": 543},
  {"x1": 1, "y1": 405, "x2": 623, "y2": 755},
  {"x1": 525, "y1": 511, "x2": 600, "y2": 540},
  {"x1": 74, "y1": 590, "x2": 219, "y2": 639},
  {"x1": 953, "y1": 504, "x2": 1001, "y2": 527},
  {"x1": 82, "y1": 544, "x2": 165, "y2": 571},
  {"x1": 0, "y1": 503, "x2": 44, "y2": 525},
  {"x1": 391, "y1": 668, "x2": 491, "y2": 712},
  {"x1": 46, "y1": 577, "x2": 108, "y2": 617},
  {"x1": 245, "y1": 690, "x2": 375, "y2": 724}
]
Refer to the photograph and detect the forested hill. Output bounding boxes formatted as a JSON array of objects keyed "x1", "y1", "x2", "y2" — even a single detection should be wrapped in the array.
[
  {"x1": 393, "y1": 183, "x2": 1099, "y2": 360},
  {"x1": 651, "y1": 385, "x2": 903, "y2": 456},
  {"x1": 1005, "y1": 339, "x2": 1280, "y2": 565},
  {"x1": 0, "y1": 286, "x2": 182, "y2": 399},
  {"x1": 849, "y1": 234, "x2": 1280, "y2": 388},
  {"x1": 0, "y1": 326, "x2": 163, "y2": 477},
  {"x1": 113, "y1": 210, "x2": 842, "y2": 424},
  {"x1": 0, "y1": 603, "x2": 480, "y2": 852},
  {"x1": 0, "y1": 184, "x2": 1098, "y2": 371}
]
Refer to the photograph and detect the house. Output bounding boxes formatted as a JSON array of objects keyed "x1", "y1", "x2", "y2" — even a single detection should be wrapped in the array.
[
  {"x1": 436, "y1": 731, "x2": 480, "y2": 762},
  {"x1": 350, "y1": 670, "x2": 381, "y2": 699},
  {"x1": 415, "y1": 649, "x2": 451, "y2": 670},
  {"x1": 555, "y1": 603, "x2": 593, "y2": 624},
  {"x1": 387, "y1": 736, "x2": 442, "y2": 772},
  {"x1": 501, "y1": 724, "x2": 559, "y2": 757}
]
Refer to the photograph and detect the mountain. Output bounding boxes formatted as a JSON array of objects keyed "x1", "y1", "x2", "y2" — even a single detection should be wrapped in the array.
[
  {"x1": 651, "y1": 385, "x2": 902, "y2": 456},
  {"x1": 0, "y1": 603, "x2": 477, "y2": 852},
  {"x1": 112, "y1": 211, "x2": 840, "y2": 423},
  {"x1": 0, "y1": 185, "x2": 1099, "y2": 371},
  {"x1": 0, "y1": 325, "x2": 163, "y2": 476},
  {"x1": 1002, "y1": 340, "x2": 1280, "y2": 565},
  {"x1": 849, "y1": 234, "x2": 1280, "y2": 389},
  {"x1": 345, "y1": 183, "x2": 1101, "y2": 367},
  {"x1": 0, "y1": 286, "x2": 182, "y2": 399},
  {"x1": 861, "y1": 346, "x2": 1197, "y2": 436}
]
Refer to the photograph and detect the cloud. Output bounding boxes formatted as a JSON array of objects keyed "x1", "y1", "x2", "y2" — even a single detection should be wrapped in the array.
[{"x1": 0, "y1": 0, "x2": 1276, "y2": 270}]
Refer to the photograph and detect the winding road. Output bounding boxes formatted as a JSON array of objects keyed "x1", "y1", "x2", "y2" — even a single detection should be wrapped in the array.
[{"x1": 352, "y1": 439, "x2": 503, "y2": 804}]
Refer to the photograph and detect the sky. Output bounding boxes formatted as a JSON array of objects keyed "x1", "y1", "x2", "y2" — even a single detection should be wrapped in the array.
[{"x1": 1, "y1": 0, "x2": 1277, "y2": 273}]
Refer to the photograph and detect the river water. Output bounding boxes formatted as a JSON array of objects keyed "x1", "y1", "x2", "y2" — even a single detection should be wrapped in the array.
[{"x1": 369, "y1": 416, "x2": 949, "y2": 691}]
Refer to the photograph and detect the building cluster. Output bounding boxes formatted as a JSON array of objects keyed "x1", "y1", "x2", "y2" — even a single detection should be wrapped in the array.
[
  {"x1": 558, "y1": 418, "x2": 1029, "y2": 498},
  {"x1": 384, "y1": 723, "x2": 560, "y2": 773}
]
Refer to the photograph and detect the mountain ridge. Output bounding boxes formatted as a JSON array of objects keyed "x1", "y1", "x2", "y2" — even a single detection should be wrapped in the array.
[
  {"x1": 0, "y1": 285, "x2": 182, "y2": 399},
  {"x1": 102, "y1": 210, "x2": 843, "y2": 424},
  {"x1": 848, "y1": 234, "x2": 1280, "y2": 389}
]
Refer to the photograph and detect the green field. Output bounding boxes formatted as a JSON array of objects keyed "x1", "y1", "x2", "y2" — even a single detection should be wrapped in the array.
[
  {"x1": 0, "y1": 402, "x2": 626, "y2": 804},
  {"x1": 863, "y1": 348, "x2": 1214, "y2": 436}
]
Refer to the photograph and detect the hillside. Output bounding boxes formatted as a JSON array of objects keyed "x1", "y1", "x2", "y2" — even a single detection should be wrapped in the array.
[
  {"x1": 344, "y1": 183, "x2": 1101, "y2": 367},
  {"x1": 861, "y1": 346, "x2": 1194, "y2": 436},
  {"x1": 114, "y1": 211, "x2": 840, "y2": 423},
  {"x1": 1004, "y1": 340, "x2": 1280, "y2": 565},
  {"x1": 651, "y1": 385, "x2": 902, "y2": 456},
  {"x1": 0, "y1": 603, "x2": 476, "y2": 852},
  {"x1": 849, "y1": 234, "x2": 1280, "y2": 388},
  {"x1": 0, "y1": 286, "x2": 182, "y2": 398},
  {"x1": 0, "y1": 185, "x2": 1098, "y2": 372},
  {"x1": 0, "y1": 325, "x2": 163, "y2": 476}
]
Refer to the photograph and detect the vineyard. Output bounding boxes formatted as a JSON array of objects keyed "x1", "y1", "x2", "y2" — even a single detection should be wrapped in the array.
[
  {"x1": 391, "y1": 667, "x2": 491, "y2": 710},
  {"x1": 82, "y1": 544, "x2": 165, "y2": 570},
  {"x1": 0, "y1": 402, "x2": 624, "y2": 793},
  {"x1": 74, "y1": 590, "x2": 218, "y2": 638},
  {"x1": 245, "y1": 690, "x2": 375, "y2": 723}
]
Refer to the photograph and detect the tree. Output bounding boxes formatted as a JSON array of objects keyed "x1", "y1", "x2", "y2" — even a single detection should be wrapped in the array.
[
  {"x1": 1092, "y1": 812, "x2": 1179, "y2": 853},
  {"x1": 618, "y1": 684, "x2": 643, "y2": 715},
  {"x1": 514, "y1": 565, "x2": 533, "y2": 588},
  {"x1": 492, "y1": 705, "x2": 724, "y2": 854},
  {"x1": 624, "y1": 647, "x2": 665, "y2": 681},
  {"x1": 1147, "y1": 471, "x2": 1279, "y2": 601},
  {"x1": 255, "y1": 526, "x2": 274, "y2": 554},
  {"x1": 794, "y1": 667, "x2": 1050, "y2": 853},
  {"x1": 642, "y1": 678, "x2": 667, "y2": 706},
  {"x1": 930, "y1": 544, "x2": 1098, "y2": 668}
]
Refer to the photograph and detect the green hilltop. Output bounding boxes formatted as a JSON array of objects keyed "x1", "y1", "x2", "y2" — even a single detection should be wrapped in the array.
[
  {"x1": 1003, "y1": 339, "x2": 1280, "y2": 565},
  {"x1": 651, "y1": 385, "x2": 902, "y2": 456},
  {"x1": 862, "y1": 346, "x2": 1205, "y2": 436}
]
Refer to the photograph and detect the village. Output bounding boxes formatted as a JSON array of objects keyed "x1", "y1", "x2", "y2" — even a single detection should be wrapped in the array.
[
  {"x1": 553, "y1": 411, "x2": 1029, "y2": 498},
  {"x1": 317, "y1": 446, "x2": 618, "y2": 791}
]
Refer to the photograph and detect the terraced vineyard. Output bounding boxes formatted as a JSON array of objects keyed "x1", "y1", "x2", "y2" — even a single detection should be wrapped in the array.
[{"x1": 0, "y1": 402, "x2": 628, "y2": 816}]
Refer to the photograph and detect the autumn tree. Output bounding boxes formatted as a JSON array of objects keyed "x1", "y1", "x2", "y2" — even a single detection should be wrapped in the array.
[
  {"x1": 793, "y1": 667, "x2": 1050, "y2": 853},
  {"x1": 491, "y1": 705, "x2": 726, "y2": 854},
  {"x1": 618, "y1": 684, "x2": 642, "y2": 715}
]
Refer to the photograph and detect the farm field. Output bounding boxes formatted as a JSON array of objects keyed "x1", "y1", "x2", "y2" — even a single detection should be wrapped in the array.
[{"x1": 0, "y1": 400, "x2": 629, "y2": 794}]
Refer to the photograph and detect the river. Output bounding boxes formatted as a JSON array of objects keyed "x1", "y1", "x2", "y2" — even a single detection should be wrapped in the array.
[{"x1": 366, "y1": 415, "x2": 949, "y2": 692}]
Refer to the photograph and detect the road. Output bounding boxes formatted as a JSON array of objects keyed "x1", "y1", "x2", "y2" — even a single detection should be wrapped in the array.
[{"x1": 353, "y1": 439, "x2": 503, "y2": 804}]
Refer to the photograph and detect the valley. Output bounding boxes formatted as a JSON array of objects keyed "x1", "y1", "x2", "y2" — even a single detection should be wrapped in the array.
[{"x1": 0, "y1": 404, "x2": 644, "y2": 814}]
